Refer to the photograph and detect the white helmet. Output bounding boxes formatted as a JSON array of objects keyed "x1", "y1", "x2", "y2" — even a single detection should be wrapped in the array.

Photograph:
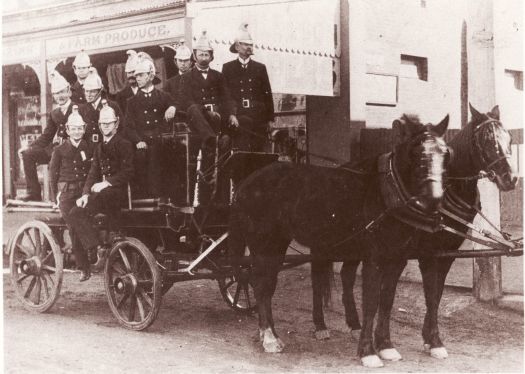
[
  {"x1": 49, "y1": 70, "x2": 70, "y2": 93},
  {"x1": 66, "y1": 105, "x2": 85, "y2": 127},
  {"x1": 175, "y1": 41, "x2": 192, "y2": 60},
  {"x1": 125, "y1": 50, "x2": 139, "y2": 73},
  {"x1": 134, "y1": 52, "x2": 156, "y2": 75},
  {"x1": 83, "y1": 67, "x2": 103, "y2": 90},
  {"x1": 193, "y1": 30, "x2": 213, "y2": 52},
  {"x1": 230, "y1": 22, "x2": 253, "y2": 53},
  {"x1": 98, "y1": 100, "x2": 118, "y2": 123},
  {"x1": 73, "y1": 51, "x2": 91, "y2": 68}
]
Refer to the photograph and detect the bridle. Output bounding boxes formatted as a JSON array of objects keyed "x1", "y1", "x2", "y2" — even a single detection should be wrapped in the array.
[{"x1": 472, "y1": 117, "x2": 511, "y2": 182}]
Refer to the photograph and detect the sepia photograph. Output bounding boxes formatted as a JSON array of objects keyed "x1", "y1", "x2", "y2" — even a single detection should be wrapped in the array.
[{"x1": 2, "y1": 0, "x2": 523, "y2": 372}]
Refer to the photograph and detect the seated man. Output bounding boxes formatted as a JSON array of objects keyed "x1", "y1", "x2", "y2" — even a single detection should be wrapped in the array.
[
  {"x1": 19, "y1": 71, "x2": 73, "y2": 201},
  {"x1": 49, "y1": 106, "x2": 93, "y2": 281},
  {"x1": 68, "y1": 102, "x2": 134, "y2": 272}
]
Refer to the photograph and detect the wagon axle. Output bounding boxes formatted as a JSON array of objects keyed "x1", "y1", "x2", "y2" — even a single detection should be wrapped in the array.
[{"x1": 113, "y1": 274, "x2": 139, "y2": 295}]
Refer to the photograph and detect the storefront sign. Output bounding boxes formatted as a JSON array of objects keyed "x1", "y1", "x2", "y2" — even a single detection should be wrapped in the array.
[
  {"x1": 46, "y1": 19, "x2": 184, "y2": 57},
  {"x1": 3, "y1": 40, "x2": 42, "y2": 65}
]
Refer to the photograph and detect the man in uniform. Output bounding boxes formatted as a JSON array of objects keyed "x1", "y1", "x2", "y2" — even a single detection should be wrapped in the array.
[
  {"x1": 115, "y1": 50, "x2": 140, "y2": 115},
  {"x1": 19, "y1": 71, "x2": 73, "y2": 201},
  {"x1": 164, "y1": 41, "x2": 193, "y2": 103},
  {"x1": 49, "y1": 106, "x2": 93, "y2": 281},
  {"x1": 71, "y1": 51, "x2": 91, "y2": 105},
  {"x1": 79, "y1": 67, "x2": 124, "y2": 153},
  {"x1": 125, "y1": 54, "x2": 177, "y2": 198},
  {"x1": 68, "y1": 102, "x2": 134, "y2": 265},
  {"x1": 222, "y1": 23, "x2": 274, "y2": 151},
  {"x1": 179, "y1": 31, "x2": 237, "y2": 183}
]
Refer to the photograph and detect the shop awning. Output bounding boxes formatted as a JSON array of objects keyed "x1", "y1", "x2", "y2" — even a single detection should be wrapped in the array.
[{"x1": 187, "y1": 0, "x2": 340, "y2": 96}]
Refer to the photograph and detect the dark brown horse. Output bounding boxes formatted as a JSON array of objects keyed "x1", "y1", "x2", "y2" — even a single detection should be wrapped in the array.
[
  {"x1": 313, "y1": 104, "x2": 517, "y2": 365},
  {"x1": 228, "y1": 114, "x2": 450, "y2": 366}
]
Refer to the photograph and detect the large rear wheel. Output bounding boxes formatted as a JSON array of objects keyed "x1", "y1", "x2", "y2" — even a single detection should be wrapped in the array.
[
  {"x1": 9, "y1": 220, "x2": 64, "y2": 313},
  {"x1": 104, "y1": 237, "x2": 162, "y2": 330}
]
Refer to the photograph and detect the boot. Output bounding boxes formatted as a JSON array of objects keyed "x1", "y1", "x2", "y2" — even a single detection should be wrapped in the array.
[{"x1": 79, "y1": 268, "x2": 91, "y2": 282}]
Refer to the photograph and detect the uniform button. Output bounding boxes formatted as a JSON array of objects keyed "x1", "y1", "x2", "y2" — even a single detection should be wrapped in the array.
[
  {"x1": 249, "y1": 88, "x2": 253, "y2": 91},
  {"x1": 249, "y1": 79, "x2": 252, "y2": 82},
  {"x1": 201, "y1": 89, "x2": 205, "y2": 92},
  {"x1": 241, "y1": 89, "x2": 244, "y2": 92},
  {"x1": 240, "y1": 80, "x2": 243, "y2": 83},
  {"x1": 154, "y1": 109, "x2": 157, "y2": 112},
  {"x1": 155, "y1": 120, "x2": 158, "y2": 123},
  {"x1": 202, "y1": 97, "x2": 206, "y2": 100},
  {"x1": 73, "y1": 161, "x2": 76, "y2": 163},
  {"x1": 144, "y1": 110, "x2": 148, "y2": 114},
  {"x1": 211, "y1": 96, "x2": 215, "y2": 99},
  {"x1": 147, "y1": 121, "x2": 150, "y2": 124}
]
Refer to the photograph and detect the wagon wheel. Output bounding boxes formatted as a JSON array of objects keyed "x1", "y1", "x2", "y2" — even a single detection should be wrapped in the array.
[
  {"x1": 104, "y1": 237, "x2": 162, "y2": 330},
  {"x1": 9, "y1": 220, "x2": 64, "y2": 313},
  {"x1": 218, "y1": 264, "x2": 256, "y2": 314}
]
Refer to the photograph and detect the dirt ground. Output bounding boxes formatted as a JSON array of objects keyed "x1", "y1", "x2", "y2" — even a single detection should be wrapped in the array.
[{"x1": 3, "y1": 266, "x2": 523, "y2": 373}]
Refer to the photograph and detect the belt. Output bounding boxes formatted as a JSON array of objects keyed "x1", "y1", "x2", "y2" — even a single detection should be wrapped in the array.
[
  {"x1": 91, "y1": 134, "x2": 100, "y2": 143},
  {"x1": 241, "y1": 98, "x2": 255, "y2": 109},
  {"x1": 60, "y1": 181, "x2": 84, "y2": 191},
  {"x1": 204, "y1": 103, "x2": 219, "y2": 112}
]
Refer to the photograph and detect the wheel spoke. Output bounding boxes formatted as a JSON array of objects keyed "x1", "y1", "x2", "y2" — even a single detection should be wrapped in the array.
[
  {"x1": 41, "y1": 275, "x2": 50, "y2": 300},
  {"x1": 117, "y1": 293, "x2": 130, "y2": 311},
  {"x1": 16, "y1": 243, "x2": 32, "y2": 257},
  {"x1": 42, "y1": 265, "x2": 57, "y2": 273},
  {"x1": 136, "y1": 295, "x2": 146, "y2": 321},
  {"x1": 33, "y1": 228, "x2": 42, "y2": 256},
  {"x1": 16, "y1": 274, "x2": 31, "y2": 284},
  {"x1": 24, "y1": 276, "x2": 37, "y2": 299},
  {"x1": 233, "y1": 282, "x2": 242, "y2": 306},
  {"x1": 41, "y1": 250, "x2": 54, "y2": 265},
  {"x1": 243, "y1": 283, "x2": 252, "y2": 309},
  {"x1": 111, "y1": 262, "x2": 126, "y2": 276},
  {"x1": 34, "y1": 277, "x2": 42, "y2": 304},
  {"x1": 138, "y1": 288, "x2": 153, "y2": 308},
  {"x1": 128, "y1": 295, "x2": 137, "y2": 322},
  {"x1": 119, "y1": 248, "x2": 132, "y2": 272},
  {"x1": 42, "y1": 271, "x2": 55, "y2": 287},
  {"x1": 23, "y1": 229, "x2": 37, "y2": 254}
]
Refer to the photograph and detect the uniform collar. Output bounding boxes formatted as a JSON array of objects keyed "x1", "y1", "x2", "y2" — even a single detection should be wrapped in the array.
[
  {"x1": 238, "y1": 57, "x2": 251, "y2": 65},
  {"x1": 131, "y1": 86, "x2": 139, "y2": 95},
  {"x1": 59, "y1": 100, "x2": 72, "y2": 114},
  {"x1": 103, "y1": 134, "x2": 116, "y2": 144},
  {"x1": 69, "y1": 138, "x2": 82, "y2": 148},
  {"x1": 92, "y1": 97, "x2": 102, "y2": 110},
  {"x1": 141, "y1": 85, "x2": 155, "y2": 94}
]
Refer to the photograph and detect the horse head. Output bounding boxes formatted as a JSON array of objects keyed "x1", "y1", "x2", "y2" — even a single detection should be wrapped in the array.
[
  {"x1": 392, "y1": 114, "x2": 450, "y2": 213},
  {"x1": 469, "y1": 103, "x2": 517, "y2": 191}
]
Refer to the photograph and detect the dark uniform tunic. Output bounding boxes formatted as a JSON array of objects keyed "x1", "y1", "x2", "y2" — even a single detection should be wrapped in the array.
[
  {"x1": 178, "y1": 67, "x2": 235, "y2": 143},
  {"x1": 164, "y1": 73, "x2": 185, "y2": 105},
  {"x1": 68, "y1": 134, "x2": 134, "y2": 252},
  {"x1": 78, "y1": 98, "x2": 125, "y2": 153},
  {"x1": 21, "y1": 102, "x2": 72, "y2": 199},
  {"x1": 49, "y1": 139, "x2": 92, "y2": 271},
  {"x1": 71, "y1": 81, "x2": 86, "y2": 105},
  {"x1": 222, "y1": 58, "x2": 274, "y2": 151},
  {"x1": 125, "y1": 88, "x2": 176, "y2": 198},
  {"x1": 115, "y1": 85, "x2": 137, "y2": 116}
]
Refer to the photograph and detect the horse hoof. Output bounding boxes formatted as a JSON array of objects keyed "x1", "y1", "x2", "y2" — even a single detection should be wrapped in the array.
[
  {"x1": 263, "y1": 337, "x2": 285, "y2": 353},
  {"x1": 430, "y1": 347, "x2": 448, "y2": 359},
  {"x1": 379, "y1": 348, "x2": 402, "y2": 361},
  {"x1": 350, "y1": 328, "x2": 361, "y2": 341},
  {"x1": 315, "y1": 329, "x2": 330, "y2": 340},
  {"x1": 361, "y1": 355, "x2": 384, "y2": 368}
]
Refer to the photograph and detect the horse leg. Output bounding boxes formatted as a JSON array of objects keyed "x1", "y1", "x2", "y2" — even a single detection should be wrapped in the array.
[
  {"x1": 312, "y1": 259, "x2": 331, "y2": 340},
  {"x1": 374, "y1": 260, "x2": 407, "y2": 362},
  {"x1": 341, "y1": 260, "x2": 361, "y2": 336},
  {"x1": 419, "y1": 257, "x2": 454, "y2": 359},
  {"x1": 358, "y1": 259, "x2": 384, "y2": 368}
]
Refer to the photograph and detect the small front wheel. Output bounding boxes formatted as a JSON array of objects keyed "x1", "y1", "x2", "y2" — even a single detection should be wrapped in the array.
[
  {"x1": 218, "y1": 266, "x2": 256, "y2": 314},
  {"x1": 104, "y1": 237, "x2": 162, "y2": 330}
]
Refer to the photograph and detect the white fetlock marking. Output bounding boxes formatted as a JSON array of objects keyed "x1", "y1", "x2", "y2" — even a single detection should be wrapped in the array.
[
  {"x1": 350, "y1": 328, "x2": 361, "y2": 341},
  {"x1": 423, "y1": 343, "x2": 431, "y2": 352},
  {"x1": 262, "y1": 328, "x2": 285, "y2": 353},
  {"x1": 361, "y1": 355, "x2": 384, "y2": 368},
  {"x1": 379, "y1": 348, "x2": 402, "y2": 361},
  {"x1": 315, "y1": 329, "x2": 330, "y2": 340},
  {"x1": 430, "y1": 347, "x2": 448, "y2": 359}
]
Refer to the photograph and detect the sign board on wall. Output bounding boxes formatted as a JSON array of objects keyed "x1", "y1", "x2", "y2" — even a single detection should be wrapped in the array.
[
  {"x1": 46, "y1": 19, "x2": 185, "y2": 57},
  {"x1": 188, "y1": 0, "x2": 340, "y2": 97},
  {"x1": 3, "y1": 40, "x2": 42, "y2": 65}
]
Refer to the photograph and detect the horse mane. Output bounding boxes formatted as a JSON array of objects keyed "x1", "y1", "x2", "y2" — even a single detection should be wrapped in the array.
[{"x1": 448, "y1": 119, "x2": 476, "y2": 177}]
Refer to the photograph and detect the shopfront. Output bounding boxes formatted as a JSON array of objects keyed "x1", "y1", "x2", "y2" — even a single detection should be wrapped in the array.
[{"x1": 2, "y1": 0, "x2": 186, "y2": 200}]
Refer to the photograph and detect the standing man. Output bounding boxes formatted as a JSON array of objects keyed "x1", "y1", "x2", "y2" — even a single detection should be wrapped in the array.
[
  {"x1": 79, "y1": 67, "x2": 124, "y2": 153},
  {"x1": 164, "y1": 41, "x2": 193, "y2": 103},
  {"x1": 19, "y1": 71, "x2": 73, "y2": 201},
  {"x1": 68, "y1": 102, "x2": 134, "y2": 263},
  {"x1": 115, "y1": 50, "x2": 139, "y2": 115},
  {"x1": 71, "y1": 50, "x2": 91, "y2": 105},
  {"x1": 49, "y1": 106, "x2": 93, "y2": 281},
  {"x1": 179, "y1": 31, "x2": 237, "y2": 179},
  {"x1": 222, "y1": 23, "x2": 274, "y2": 151},
  {"x1": 125, "y1": 54, "x2": 177, "y2": 198}
]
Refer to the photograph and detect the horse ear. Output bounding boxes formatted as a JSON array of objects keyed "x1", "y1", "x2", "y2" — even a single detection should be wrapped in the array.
[
  {"x1": 489, "y1": 105, "x2": 500, "y2": 120},
  {"x1": 433, "y1": 114, "x2": 449, "y2": 137},
  {"x1": 469, "y1": 102, "x2": 483, "y2": 122},
  {"x1": 392, "y1": 119, "x2": 410, "y2": 145}
]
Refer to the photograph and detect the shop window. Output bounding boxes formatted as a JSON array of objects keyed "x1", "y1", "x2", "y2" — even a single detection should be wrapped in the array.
[
  {"x1": 400, "y1": 54, "x2": 428, "y2": 81},
  {"x1": 505, "y1": 69, "x2": 523, "y2": 91}
]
